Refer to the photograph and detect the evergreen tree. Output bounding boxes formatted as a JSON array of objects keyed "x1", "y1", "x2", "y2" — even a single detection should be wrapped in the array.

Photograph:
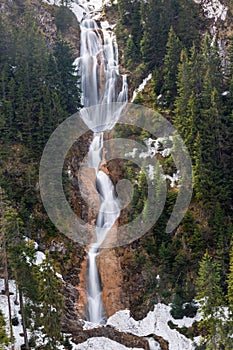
[
  {"x1": 38, "y1": 254, "x2": 63, "y2": 349},
  {"x1": 53, "y1": 39, "x2": 82, "y2": 116},
  {"x1": 140, "y1": 0, "x2": 167, "y2": 69},
  {"x1": 163, "y1": 27, "x2": 182, "y2": 107},
  {"x1": 0, "y1": 309, "x2": 9, "y2": 349},
  {"x1": 196, "y1": 252, "x2": 225, "y2": 349},
  {"x1": 227, "y1": 239, "x2": 233, "y2": 316},
  {"x1": 174, "y1": 48, "x2": 194, "y2": 146},
  {"x1": 0, "y1": 188, "x2": 14, "y2": 350}
]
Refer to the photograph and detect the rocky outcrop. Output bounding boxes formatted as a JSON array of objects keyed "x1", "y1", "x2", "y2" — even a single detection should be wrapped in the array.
[
  {"x1": 71, "y1": 325, "x2": 169, "y2": 350},
  {"x1": 72, "y1": 326, "x2": 150, "y2": 350},
  {"x1": 62, "y1": 244, "x2": 86, "y2": 330},
  {"x1": 75, "y1": 248, "x2": 88, "y2": 320}
]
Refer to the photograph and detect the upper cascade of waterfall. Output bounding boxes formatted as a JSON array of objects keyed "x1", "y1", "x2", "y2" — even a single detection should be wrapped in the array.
[{"x1": 72, "y1": 0, "x2": 128, "y2": 131}]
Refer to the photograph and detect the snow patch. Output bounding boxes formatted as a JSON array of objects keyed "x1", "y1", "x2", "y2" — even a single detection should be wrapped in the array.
[
  {"x1": 193, "y1": 0, "x2": 228, "y2": 22},
  {"x1": 73, "y1": 337, "x2": 144, "y2": 350},
  {"x1": 163, "y1": 172, "x2": 180, "y2": 188},
  {"x1": 0, "y1": 279, "x2": 24, "y2": 350},
  {"x1": 35, "y1": 251, "x2": 46, "y2": 265},
  {"x1": 107, "y1": 303, "x2": 202, "y2": 350},
  {"x1": 125, "y1": 137, "x2": 180, "y2": 186},
  {"x1": 42, "y1": 0, "x2": 116, "y2": 22},
  {"x1": 131, "y1": 74, "x2": 152, "y2": 102}
]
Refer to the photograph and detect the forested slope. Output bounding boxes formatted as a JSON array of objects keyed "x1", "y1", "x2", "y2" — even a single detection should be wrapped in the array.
[{"x1": 108, "y1": 0, "x2": 233, "y2": 348}]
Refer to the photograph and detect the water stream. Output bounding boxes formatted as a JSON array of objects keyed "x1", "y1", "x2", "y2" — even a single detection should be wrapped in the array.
[{"x1": 76, "y1": 1, "x2": 128, "y2": 323}]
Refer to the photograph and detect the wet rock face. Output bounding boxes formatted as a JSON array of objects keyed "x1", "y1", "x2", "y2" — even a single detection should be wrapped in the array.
[
  {"x1": 98, "y1": 247, "x2": 129, "y2": 318},
  {"x1": 75, "y1": 249, "x2": 88, "y2": 320}
]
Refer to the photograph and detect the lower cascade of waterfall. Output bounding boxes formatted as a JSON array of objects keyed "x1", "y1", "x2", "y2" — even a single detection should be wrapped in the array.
[{"x1": 86, "y1": 132, "x2": 121, "y2": 324}]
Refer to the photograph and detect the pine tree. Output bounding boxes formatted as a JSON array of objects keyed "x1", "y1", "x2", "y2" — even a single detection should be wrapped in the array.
[
  {"x1": 227, "y1": 239, "x2": 233, "y2": 316},
  {"x1": 0, "y1": 309, "x2": 9, "y2": 349},
  {"x1": 53, "y1": 39, "x2": 82, "y2": 116},
  {"x1": 196, "y1": 252, "x2": 225, "y2": 349},
  {"x1": 0, "y1": 188, "x2": 14, "y2": 350},
  {"x1": 163, "y1": 27, "x2": 182, "y2": 106},
  {"x1": 174, "y1": 48, "x2": 193, "y2": 145},
  {"x1": 38, "y1": 254, "x2": 63, "y2": 349}
]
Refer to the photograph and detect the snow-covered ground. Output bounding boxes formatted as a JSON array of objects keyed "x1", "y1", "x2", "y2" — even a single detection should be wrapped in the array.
[
  {"x1": 193, "y1": 0, "x2": 228, "y2": 22},
  {"x1": 73, "y1": 337, "x2": 144, "y2": 350},
  {"x1": 0, "y1": 275, "x2": 201, "y2": 350},
  {"x1": 82, "y1": 303, "x2": 202, "y2": 350},
  {"x1": 0, "y1": 279, "x2": 24, "y2": 350},
  {"x1": 107, "y1": 303, "x2": 202, "y2": 350}
]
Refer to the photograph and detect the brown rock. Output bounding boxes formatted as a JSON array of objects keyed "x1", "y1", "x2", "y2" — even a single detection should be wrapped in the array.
[
  {"x1": 97, "y1": 247, "x2": 129, "y2": 318},
  {"x1": 72, "y1": 325, "x2": 150, "y2": 350},
  {"x1": 75, "y1": 248, "x2": 88, "y2": 320}
]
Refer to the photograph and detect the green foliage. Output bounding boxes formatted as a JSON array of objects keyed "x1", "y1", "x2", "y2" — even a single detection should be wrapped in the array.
[
  {"x1": 11, "y1": 317, "x2": 19, "y2": 327},
  {"x1": 116, "y1": 0, "x2": 201, "y2": 75},
  {"x1": 227, "y1": 239, "x2": 233, "y2": 315},
  {"x1": 171, "y1": 292, "x2": 198, "y2": 319},
  {"x1": 0, "y1": 13, "x2": 81, "y2": 157},
  {"x1": 163, "y1": 27, "x2": 182, "y2": 107},
  {"x1": 0, "y1": 310, "x2": 9, "y2": 349},
  {"x1": 55, "y1": 6, "x2": 74, "y2": 33},
  {"x1": 174, "y1": 35, "x2": 230, "y2": 207},
  {"x1": 38, "y1": 254, "x2": 63, "y2": 349},
  {"x1": 196, "y1": 252, "x2": 227, "y2": 349}
]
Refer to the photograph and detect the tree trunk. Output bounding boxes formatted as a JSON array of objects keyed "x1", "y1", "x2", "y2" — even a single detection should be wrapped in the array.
[
  {"x1": 0, "y1": 189, "x2": 15, "y2": 350},
  {"x1": 19, "y1": 288, "x2": 30, "y2": 349}
]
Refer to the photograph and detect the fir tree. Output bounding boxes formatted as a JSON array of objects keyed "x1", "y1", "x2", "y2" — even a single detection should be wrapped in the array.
[
  {"x1": 53, "y1": 39, "x2": 82, "y2": 116},
  {"x1": 196, "y1": 252, "x2": 225, "y2": 349},
  {"x1": 0, "y1": 309, "x2": 9, "y2": 349},
  {"x1": 38, "y1": 254, "x2": 63, "y2": 349},
  {"x1": 163, "y1": 27, "x2": 182, "y2": 107}
]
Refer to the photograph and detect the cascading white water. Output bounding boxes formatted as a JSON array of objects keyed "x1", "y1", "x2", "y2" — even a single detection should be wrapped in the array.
[{"x1": 76, "y1": 1, "x2": 128, "y2": 323}]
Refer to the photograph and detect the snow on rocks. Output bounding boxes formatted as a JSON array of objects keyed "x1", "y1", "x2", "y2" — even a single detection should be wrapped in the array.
[
  {"x1": 35, "y1": 251, "x2": 46, "y2": 265},
  {"x1": 107, "y1": 303, "x2": 202, "y2": 350},
  {"x1": 0, "y1": 279, "x2": 200, "y2": 350},
  {"x1": 193, "y1": 0, "x2": 228, "y2": 22},
  {"x1": 125, "y1": 137, "x2": 173, "y2": 160},
  {"x1": 131, "y1": 74, "x2": 152, "y2": 102},
  {"x1": 42, "y1": 0, "x2": 115, "y2": 23},
  {"x1": 73, "y1": 337, "x2": 144, "y2": 350},
  {"x1": 125, "y1": 136, "x2": 180, "y2": 186}
]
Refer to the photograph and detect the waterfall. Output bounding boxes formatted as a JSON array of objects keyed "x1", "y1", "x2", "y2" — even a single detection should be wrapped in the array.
[{"x1": 75, "y1": 1, "x2": 128, "y2": 323}]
